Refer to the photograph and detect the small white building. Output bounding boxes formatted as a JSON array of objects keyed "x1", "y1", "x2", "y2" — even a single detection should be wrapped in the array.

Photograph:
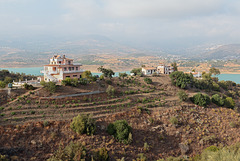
[
  {"x1": 157, "y1": 64, "x2": 174, "y2": 74},
  {"x1": 142, "y1": 67, "x2": 157, "y2": 75}
]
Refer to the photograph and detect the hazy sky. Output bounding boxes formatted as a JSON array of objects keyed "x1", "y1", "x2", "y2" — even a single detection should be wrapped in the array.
[{"x1": 1, "y1": 0, "x2": 240, "y2": 48}]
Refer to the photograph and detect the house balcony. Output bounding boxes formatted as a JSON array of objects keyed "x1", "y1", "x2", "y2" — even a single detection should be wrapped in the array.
[
  {"x1": 40, "y1": 70, "x2": 59, "y2": 75},
  {"x1": 62, "y1": 69, "x2": 85, "y2": 74}
]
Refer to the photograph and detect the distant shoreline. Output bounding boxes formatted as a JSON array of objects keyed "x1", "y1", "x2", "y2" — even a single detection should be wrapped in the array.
[{"x1": 1, "y1": 66, "x2": 240, "y2": 74}]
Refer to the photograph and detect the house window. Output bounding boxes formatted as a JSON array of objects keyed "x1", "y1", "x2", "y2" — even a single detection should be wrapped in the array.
[
  {"x1": 64, "y1": 67, "x2": 67, "y2": 71},
  {"x1": 76, "y1": 67, "x2": 78, "y2": 71},
  {"x1": 66, "y1": 76, "x2": 70, "y2": 78},
  {"x1": 80, "y1": 75, "x2": 82, "y2": 78},
  {"x1": 68, "y1": 61, "x2": 71, "y2": 65},
  {"x1": 69, "y1": 67, "x2": 71, "y2": 71},
  {"x1": 72, "y1": 67, "x2": 74, "y2": 70},
  {"x1": 73, "y1": 75, "x2": 77, "y2": 77}
]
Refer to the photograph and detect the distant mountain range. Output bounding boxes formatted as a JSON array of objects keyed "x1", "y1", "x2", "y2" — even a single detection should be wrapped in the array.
[
  {"x1": 180, "y1": 44, "x2": 240, "y2": 60},
  {"x1": 0, "y1": 35, "x2": 240, "y2": 64},
  {"x1": 196, "y1": 44, "x2": 240, "y2": 60}
]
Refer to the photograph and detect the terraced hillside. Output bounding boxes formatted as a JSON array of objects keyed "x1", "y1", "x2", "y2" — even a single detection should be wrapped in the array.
[
  {"x1": 0, "y1": 75, "x2": 181, "y2": 125},
  {"x1": 0, "y1": 74, "x2": 239, "y2": 160}
]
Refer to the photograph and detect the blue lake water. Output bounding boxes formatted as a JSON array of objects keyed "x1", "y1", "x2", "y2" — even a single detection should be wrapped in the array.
[
  {"x1": 1, "y1": 67, "x2": 239, "y2": 84},
  {"x1": 216, "y1": 74, "x2": 240, "y2": 84}
]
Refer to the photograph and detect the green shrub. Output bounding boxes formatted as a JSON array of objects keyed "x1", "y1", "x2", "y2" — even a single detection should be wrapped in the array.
[
  {"x1": 47, "y1": 142, "x2": 86, "y2": 161},
  {"x1": 61, "y1": 78, "x2": 80, "y2": 87},
  {"x1": 224, "y1": 97, "x2": 235, "y2": 109},
  {"x1": 79, "y1": 78, "x2": 88, "y2": 85},
  {"x1": 23, "y1": 83, "x2": 35, "y2": 90},
  {"x1": 0, "y1": 81, "x2": 6, "y2": 88},
  {"x1": 144, "y1": 78, "x2": 152, "y2": 84},
  {"x1": 70, "y1": 114, "x2": 96, "y2": 135},
  {"x1": 106, "y1": 85, "x2": 116, "y2": 96},
  {"x1": 191, "y1": 93, "x2": 211, "y2": 107},
  {"x1": 99, "y1": 74, "x2": 104, "y2": 80},
  {"x1": 93, "y1": 147, "x2": 109, "y2": 161},
  {"x1": 170, "y1": 71, "x2": 193, "y2": 89},
  {"x1": 41, "y1": 81, "x2": 57, "y2": 93},
  {"x1": 170, "y1": 116, "x2": 178, "y2": 126},
  {"x1": 211, "y1": 94, "x2": 224, "y2": 106},
  {"x1": 204, "y1": 145, "x2": 219, "y2": 152},
  {"x1": 107, "y1": 123, "x2": 115, "y2": 135},
  {"x1": 198, "y1": 143, "x2": 240, "y2": 161},
  {"x1": 212, "y1": 82, "x2": 220, "y2": 91},
  {"x1": 177, "y1": 90, "x2": 188, "y2": 101},
  {"x1": 107, "y1": 120, "x2": 132, "y2": 143}
]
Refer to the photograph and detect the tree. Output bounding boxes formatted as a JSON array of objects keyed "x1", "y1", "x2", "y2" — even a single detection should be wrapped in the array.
[
  {"x1": 61, "y1": 77, "x2": 72, "y2": 86},
  {"x1": 70, "y1": 114, "x2": 96, "y2": 135},
  {"x1": 98, "y1": 66, "x2": 115, "y2": 78},
  {"x1": 144, "y1": 78, "x2": 152, "y2": 84},
  {"x1": 171, "y1": 62, "x2": 178, "y2": 71},
  {"x1": 211, "y1": 94, "x2": 224, "y2": 106},
  {"x1": 130, "y1": 68, "x2": 142, "y2": 76},
  {"x1": 0, "y1": 81, "x2": 6, "y2": 88},
  {"x1": 191, "y1": 93, "x2": 211, "y2": 107},
  {"x1": 209, "y1": 67, "x2": 220, "y2": 76},
  {"x1": 107, "y1": 120, "x2": 132, "y2": 143},
  {"x1": 119, "y1": 72, "x2": 127, "y2": 79},
  {"x1": 169, "y1": 71, "x2": 193, "y2": 89},
  {"x1": 106, "y1": 85, "x2": 116, "y2": 96},
  {"x1": 82, "y1": 71, "x2": 92, "y2": 79},
  {"x1": 224, "y1": 97, "x2": 235, "y2": 109},
  {"x1": 4, "y1": 76, "x2": 12, "y2": 84}
]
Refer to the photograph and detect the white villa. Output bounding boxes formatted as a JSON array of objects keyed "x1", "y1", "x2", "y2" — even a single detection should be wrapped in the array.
[
  {"x1": 41, "y1": 55, "x2": 85, "y2": 82},
  {"x1": 142, "y1": 64, "x2": 174, "y2": 75},
  {"x1": 142, "y1": 67, "x2": 157, "y2": 75}
]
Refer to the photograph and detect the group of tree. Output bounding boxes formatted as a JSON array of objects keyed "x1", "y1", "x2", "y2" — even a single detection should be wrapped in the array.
[
  {"x1": 190, "y1": 93, "x2": 235, "y2": 109},
  {"x1": 170, "y1": 67, "x2": 238, "y2": 109},
  {"x1": 169, "y1": 67, "x2": 231, "y2": 91},
  {"x1": 0, "y1": 70, "x2": 37, "y2": 88},
  {"x1": 169, "y1": 71, "x2": 193, "y2": 89},
  {"x1": 0, "y1": 70, "x2": 36, "y2": 88}
]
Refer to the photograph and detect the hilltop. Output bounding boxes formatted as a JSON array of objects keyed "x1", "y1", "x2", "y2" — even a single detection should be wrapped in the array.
[{"x1": 0, "y1": 73, "x2": 239, "y2": 160}]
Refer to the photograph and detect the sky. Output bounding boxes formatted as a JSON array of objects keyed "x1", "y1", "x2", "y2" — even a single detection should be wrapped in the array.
[{"x1": 0, "y1": 0, "x2": 240, "y2": 49}]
